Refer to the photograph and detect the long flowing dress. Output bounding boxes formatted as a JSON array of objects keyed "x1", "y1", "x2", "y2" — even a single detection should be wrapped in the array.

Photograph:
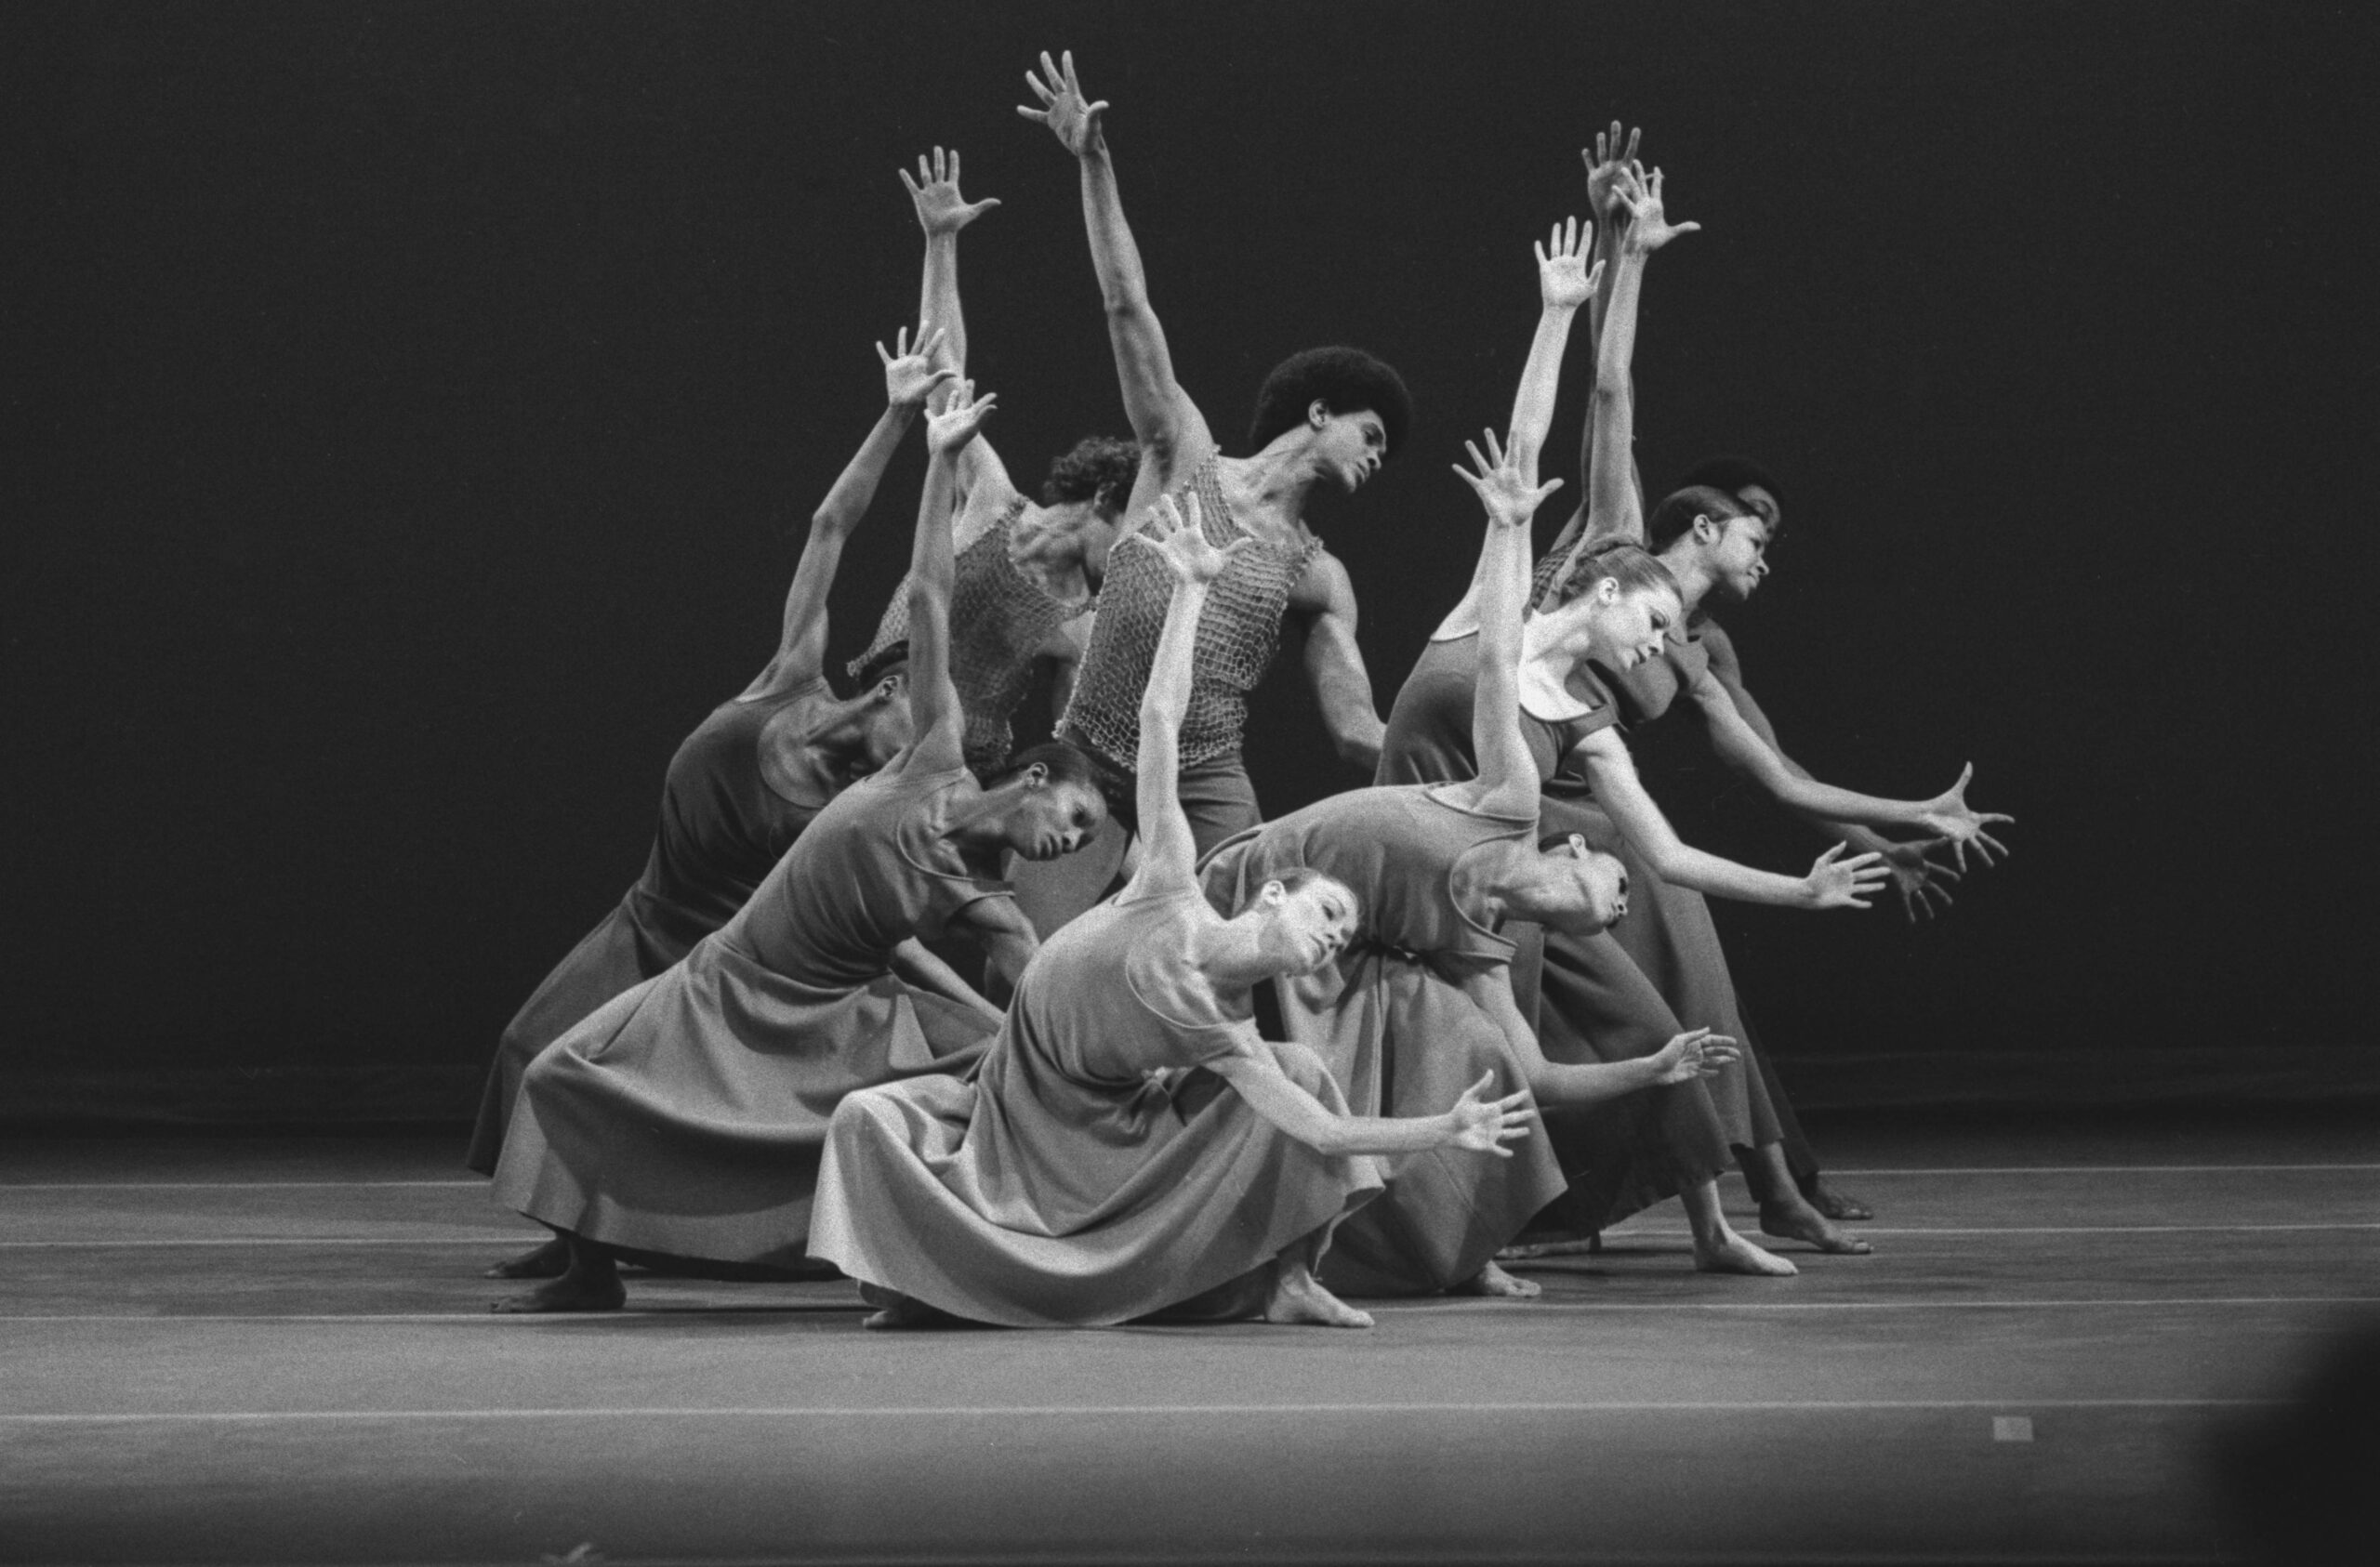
[
  {"x1": 811, "y1": 886, "x2": 1383, "y2": 1326},
  {"x1": 1376, "y1": 634, "x2": 1736, "y2": 1233},
  {"x1": 491, "y1": 765, "x2": 1005, "y2": 1268},
  {"x1": 466, "y1": 682, "x2": 837, "y2": 1174},
  {"x1": 1195, "y1": 786, "x2": 1569, "y2": 1295},
  {"x1": 847, "y1": 497, "x2": 1095, "y2": 780},
  {"x1": 1593, "y1": 617, "x2": 1824, "y2": 1185}
]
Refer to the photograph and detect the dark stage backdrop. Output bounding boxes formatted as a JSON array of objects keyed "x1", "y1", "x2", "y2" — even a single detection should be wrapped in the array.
[{"x1": 4, "y1": 2, "x2": 2373, "y2": 1123}]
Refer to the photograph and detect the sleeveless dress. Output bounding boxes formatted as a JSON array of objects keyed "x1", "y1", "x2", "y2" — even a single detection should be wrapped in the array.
[
  {"x1": 811, "y1": 886, "x2": 1383, "y2": 1326},
  {"x1": 1597, "y1": 618, "x2": 1822, "y2": 1180},
  {"x1": 1377, "y1": 635, "x2": 1737, "y2": 1231},
  {"x1": 1196, "y1": 784, "x2": 1569, "y2": 1295},
  {"x1": 466, "y1": 681, "x2": 835, "y2": 1174},
  {"x1": 848, "y1": 498, "x2": 1095, "y2": 779},
  {"x1": 491, "y1": 765, "x2": 1006, "y2": 1267}
]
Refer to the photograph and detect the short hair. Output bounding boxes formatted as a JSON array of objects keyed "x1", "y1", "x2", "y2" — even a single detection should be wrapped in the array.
[
  {"x1": 1646, "y1": 484, "x2": 1753, "y2": 554},
  {"x1": 1247, "y1": 346, "x2": 1413, "y2": 459},
  {"x1": 987, "y1": 738, "x2": 1101, "y2": 797},
  {"x1": 850, "y1": 641, "x2": 909, "y2": 691},
  {"x1": 1549, "y1": 538, "x2": 1683, "y2": 608},
  {"x1": 1039, "y1": 437, "x2": 1141, "y2": 513},
  {"x1": 1675, "y1": 455, "x2": 1785, "y2": 515}
]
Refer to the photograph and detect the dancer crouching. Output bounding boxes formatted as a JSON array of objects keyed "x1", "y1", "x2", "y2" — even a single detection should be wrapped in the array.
[
  {"x1": 812, "y1": 504, "x2": 1533, "y2": 1330},
  {"x1": 491, "y1": 381, "x2": 1106, "y2": 1312}
]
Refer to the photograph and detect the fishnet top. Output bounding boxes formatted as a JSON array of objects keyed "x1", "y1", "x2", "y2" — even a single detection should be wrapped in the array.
[
  {"x1": 1060, "y1": 454, "x2": 1323, "y2": 770},
  {"x1": 848, "y1": 497, "x2": 1095, "y2": 776}
]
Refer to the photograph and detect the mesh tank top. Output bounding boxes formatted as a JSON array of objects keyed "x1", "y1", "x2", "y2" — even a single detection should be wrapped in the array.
[
  {"x1": 1061, "y1": 454, "x2": 1323, "y2": 770},
  {"x1": 849, "y1": 497, "x2": 1095, "y2": 776}
]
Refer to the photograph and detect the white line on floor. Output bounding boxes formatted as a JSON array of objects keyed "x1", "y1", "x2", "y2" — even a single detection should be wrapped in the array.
[
  {"x1": 0, "y1": 1397, "x2": 2289, "y2": 1425},
  {"x1": 1, "y1": 1297, "x2": 2371, "y2": 1323}
]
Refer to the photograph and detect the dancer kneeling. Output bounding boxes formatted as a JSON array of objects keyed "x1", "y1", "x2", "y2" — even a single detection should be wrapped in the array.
[
  {"x1": 812, "y1": 504, "x2": 1533, "y2": 1329},
  {"x1": 1202, "y1": 428, "x2": 1738, "y2": 1301},
  {"x1": 492, "y1": 383, "x2": 1106, "y2": 1312}
]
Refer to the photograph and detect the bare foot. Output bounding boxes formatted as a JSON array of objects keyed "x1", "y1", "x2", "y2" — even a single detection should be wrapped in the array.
[
  {"x1": 1263, "y1": 1261, "x2": 1375, "y2": 1329},
  {"x1": 862, "y1": 1290, "x2": 955, "y2": 1331},
  {"x1": 483, "y1": 1235, "x2": 570, "y2": 1280},
  {"x1": 489, "y1": 1269, "x2": 626, "y2": 1313},
  {"x1": 1692, "y1": 1228, "x2": 1799, "y2": 1278},
  {"x1": 1805, "y1": 1179, "x2": 1874, "y2": 1222},
  {"x1": 1760, "y1": 1198, "x2": 1874, "y2": 1255},
  {"x1": 1454, "y1": 1260, "x2": 1541, "y2": 1298}
]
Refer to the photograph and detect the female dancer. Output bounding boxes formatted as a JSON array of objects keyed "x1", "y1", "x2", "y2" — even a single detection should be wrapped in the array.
[
  {"x1": 811, "y1": 505, "x2": 1533, "y2": 1331},
  {"x1": 1018, "y1": 51, "x2": 1408, "y2": 855},
  {"x1": 467, "y1": 327, "x2": 951, "y2": 1277},
  {"x1": 846, "y1": 147, "x2": 1139, "y2": 779},
  {"x1": 1547, "y1": 159, "x2": 2010, "y2": 1231},
  {"x1": 491, "y1": 383, "x2": 1109, "y2": 1312},
  {"x1": 1197, "y1": 228, "x2": 1736, "y2": 1297}
]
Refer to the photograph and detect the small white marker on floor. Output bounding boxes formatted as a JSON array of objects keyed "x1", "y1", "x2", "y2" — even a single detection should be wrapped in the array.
[{"x1": 1993, "y1": 1416, "x2": 2035, "y2": 1442}]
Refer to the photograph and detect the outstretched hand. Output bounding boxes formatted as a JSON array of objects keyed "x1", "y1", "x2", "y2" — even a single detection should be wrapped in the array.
[
  {"x1": 924, "y1": 378, "x2": 998, "y2": 455},
  {"x1": 878, "y1": 324, "x2": 955, "y2": 409},
  {"x1": 1445, "y1": 1071, "x2": 1538, "y2": 1158},
  {"x1": 1452, "y1": 428, "x2": 1564, "y2": 531},
  {"x1": 1802, "y1": 842, "x2": 1890, "y2": 910},
  {"x1": 1536, "y1": 216, "x2": 1603, "y2": 311},
  {"x1": 1582, "y1": 121, "x2": 1643, "y2": 223},
  {"x1": 1129, "y1": 492, "x2": 1249, "y2": 586},
  {"x1": 1648, "y1": 1027, "x2": 1741, "y2": 1086},
  {"x1": 1615, "y1": 162, "x2": 1701, "y2": 254},
  {"x1": 899, "y1": 146, "x2": 1000, "y2": 237},
  {"x1": 1914, "y1": 763, "x2": 2015, "y2": 870},
  {"x1": 1017, "y1": 49, "x2": 1108, "y2": 158},
  {"x1": 1880, "y1": 837, "x2": 1962, "y2": 923}
]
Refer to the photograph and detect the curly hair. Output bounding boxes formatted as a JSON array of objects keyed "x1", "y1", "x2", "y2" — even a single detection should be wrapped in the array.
[
  {"x1": 1645, "y1": 484, "x2": 1752, "y2": 554},
  {"x1": 1246, "y1": 346, "x2": 1413, "y2": 459},
  {"x1": 1674, "y1": 454, "x2": 1785, "y2": 525},
  {"x1": 986, "y1": 738, "x2": 1101, "y2": 797},
  {"x1": 1039, "y1": 436, "x2": 1141, "y2": 515}
]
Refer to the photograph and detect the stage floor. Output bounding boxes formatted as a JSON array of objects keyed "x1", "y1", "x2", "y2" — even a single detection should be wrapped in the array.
[{"x1": 3, "y1": 1113, "x2": 2373, "y2": 1565}]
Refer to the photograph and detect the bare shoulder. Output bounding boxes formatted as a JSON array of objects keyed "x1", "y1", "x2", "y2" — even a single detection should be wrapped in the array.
[{"x1": 1287, "y1": 546, "x2": 1355, "y2": 614}]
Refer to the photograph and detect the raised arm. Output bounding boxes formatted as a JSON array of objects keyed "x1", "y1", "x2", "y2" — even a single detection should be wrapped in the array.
[
  {"x1": 1570, "y1": 727, "x2": 1887, "y2": 910},
  {"x1": 901, "y1": 146, "x2": 1014, "y2": 527},
  {"x1": 740, "y1": 327, "x2": 951, "y2": 700},
  {"x1": 1020, "y1": 50, "x2": 1212, "y2": 479},
  {"x1": 1449, "y1": 431, "x2": 1566, "y2": 813},
  {"x1": 1206, "y1": 1044, "x2": 1533, "y2": 1160},
  {"x1": 889, "y1": 381, "x2": 998, "y2": 779},
  {"x1": 1537, "y1": 124, "x2": 1643, "y2": 583},
  {"x1": 1117, "y1": 494, "x2": 1241, "y2": 896}
]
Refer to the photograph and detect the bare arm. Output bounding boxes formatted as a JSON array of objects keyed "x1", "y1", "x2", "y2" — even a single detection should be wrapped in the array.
[
  {"x1": 889, "y1": 938, "x2": 1003, "y2": 1026},
  {"x1": 945, "y1": 896, "x2": 1041, "y2": 993},
  {"x1": 1457, "y1": 969, "x2": 1735, "y2": 1108},
  {"x1": 902, "y1": 145, "x2": 1012, "y2": 507},
  {"x1": 1687, "y1": 666, "x2": 1953, "y2": 832},
  {"x1": 1449, "y1": 433, "x2": 1566, "y2": 815},
  {"x1": 740, "y1": 329, "x2": 950, "y2": 700},
  {"x1": 1289, "y1": 552, "x2": 1385, "y2": 775},
  {"x1": 891, "y1": 385, "x2": 998, "y2": 780},
  {"x1": 1204, "y1": 1037, "x2": 1531, "y2": 1159},
  {"x1": 1019, "y1": 50, "x2": 1212, "y2": 480},
  {"x1": 1117, "y1": 497, "x2": 1229, "y2": 899},
  {"x1": 1544, "y1": 124, "x2": 1644, "y2": 575},
  {"x1": 1572, "y1": 727, "x2": 1885, "y2": 909}
]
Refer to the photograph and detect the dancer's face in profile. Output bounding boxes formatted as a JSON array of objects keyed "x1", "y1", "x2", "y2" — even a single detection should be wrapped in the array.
[
  {"x1": 1253, "y1": 876, "x2": 1357, "y2": 975},
  {"x1": 1527, "y1": 838, "x2": 1630, "y2": 934},
  {"x1": 1702, "y1": 511, "x2": 1773, "y2": 605},
  {"x1": 859, "y1": 674, "x2": 915, "y2": 770},
  {"x1": 1305, "y1": 402, "x2": 1388, "y2": 494},
  {"x1": 1586, "y1": 581, "x2": 1684, "y2": 670},
  {"x1": 1000, "y1": 774, "x2": 1106, "y2": 862}
]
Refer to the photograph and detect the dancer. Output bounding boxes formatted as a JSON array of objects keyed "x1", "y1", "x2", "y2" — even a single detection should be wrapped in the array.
[
  {"x1": 846, "y1": 147, "x2": 1140, "y2": 778},
  {"x1": 466, "y1": 327, "x2": 950, "y2": 1278},
  {"x1": 812, "y1": 501, "x2": 1533, "y2": 1330},
  {"x1": 491, "y1": 382, "x2": 1108, "y2": 1312},
  {"x1": 1016, "y1": 51, "x2": 1408, "y2": 867},
  {"x1": 1546, "y1": 155, "x2": 2009, "y2": 1228},
  {"x1": 1197, "y1": 228, "x2": 1735, "y2": 1297}
]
